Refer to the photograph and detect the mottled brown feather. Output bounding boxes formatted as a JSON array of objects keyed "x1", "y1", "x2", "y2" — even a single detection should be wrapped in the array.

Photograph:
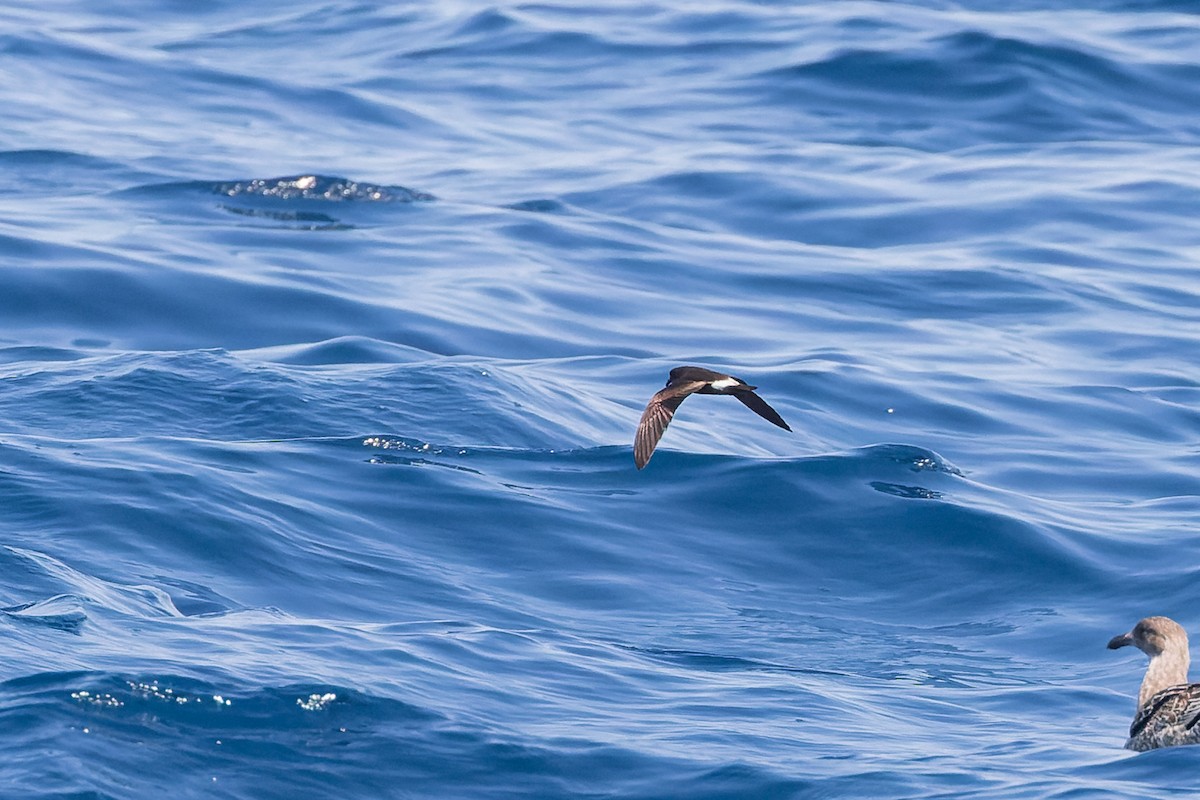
[{"x1": 1126, "y1": 684, "x2": 1200, "y2": 751}]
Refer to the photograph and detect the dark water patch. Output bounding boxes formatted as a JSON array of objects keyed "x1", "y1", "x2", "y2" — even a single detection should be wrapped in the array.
[
  {"x1": 620, "y1": 643, "x2": 848, "y2": 679},
  {"x1": 871, "y1": 481, "x2": 944, "y2": 500},
  {"x1": 505, "y1": 198, "x2": 568, "y2": 213},
  {"x1": 218, "y1": 204, "x2": 347, "y2": 229}
]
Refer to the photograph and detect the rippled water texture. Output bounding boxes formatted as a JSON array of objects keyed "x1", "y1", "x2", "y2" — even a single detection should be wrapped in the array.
[{"x1": 1, "y1": 2, "x2": 1200, "y2": 798}]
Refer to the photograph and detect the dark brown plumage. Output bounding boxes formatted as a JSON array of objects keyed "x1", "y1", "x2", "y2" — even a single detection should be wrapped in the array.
[{"x1": 633, "y1": 366, "x2": 791, "y2": 470}]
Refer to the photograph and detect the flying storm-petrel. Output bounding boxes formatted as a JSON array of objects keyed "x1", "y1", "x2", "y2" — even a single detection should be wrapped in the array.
[
  {"x1": 1108, "y1": 615, "x2": 1200, "y2": 751},
  {"x1": 633, "y1": 366, "x2": 791, "y2": 470}
]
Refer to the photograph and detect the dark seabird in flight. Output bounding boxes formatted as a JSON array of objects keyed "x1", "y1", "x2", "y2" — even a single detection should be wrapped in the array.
[
  {"x1": 633, "y1": 366, "x2": 791, "y2": 470},
  {"x1": 1108, "y1": 615, "x2": 1200, "y2": 751}
]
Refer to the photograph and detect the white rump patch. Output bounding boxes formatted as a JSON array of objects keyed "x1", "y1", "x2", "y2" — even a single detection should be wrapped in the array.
[{"x1": 709, "y1": 377, "x2": 739, "y2": 390}]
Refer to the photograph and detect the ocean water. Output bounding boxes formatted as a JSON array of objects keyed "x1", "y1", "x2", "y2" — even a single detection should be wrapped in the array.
[{"x1": 1, "y1": 1, "x2": 1199, "y2": 797}]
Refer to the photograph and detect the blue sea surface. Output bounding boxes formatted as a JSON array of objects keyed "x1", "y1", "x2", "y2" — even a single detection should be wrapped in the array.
[{"x1": 2, "y1": 1, "x2": 1200, "y2": 797}]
